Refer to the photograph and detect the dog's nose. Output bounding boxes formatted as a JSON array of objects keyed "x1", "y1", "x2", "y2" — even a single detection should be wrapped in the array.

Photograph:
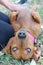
[{"x1": 18, "y1": 30, "x2": 26, "y2": 39}]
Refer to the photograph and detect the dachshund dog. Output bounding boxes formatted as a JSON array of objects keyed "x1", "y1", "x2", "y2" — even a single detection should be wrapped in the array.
[{"x1": 2, "y1": 7, "x2": 41, "y2": 60}]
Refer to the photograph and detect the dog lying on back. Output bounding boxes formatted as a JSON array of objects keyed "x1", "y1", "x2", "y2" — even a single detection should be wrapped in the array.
[{"x1": 2, "y1": 7, "x2": 41, "y2": 60}]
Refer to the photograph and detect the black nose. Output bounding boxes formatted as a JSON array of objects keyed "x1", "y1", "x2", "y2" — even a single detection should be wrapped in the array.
[{"x1": 18, "y1": 30, "x2": 26, "y2": 39}]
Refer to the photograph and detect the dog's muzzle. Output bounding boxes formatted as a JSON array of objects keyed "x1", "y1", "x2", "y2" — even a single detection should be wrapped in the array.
[{"x1": 18, "y1": 29, "x2": 37, "y2": 43}]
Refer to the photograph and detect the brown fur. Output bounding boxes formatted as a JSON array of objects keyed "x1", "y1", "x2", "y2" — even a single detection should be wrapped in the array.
[{"x1": 2, "y1": 7, "x2": 41, "y2": 60}]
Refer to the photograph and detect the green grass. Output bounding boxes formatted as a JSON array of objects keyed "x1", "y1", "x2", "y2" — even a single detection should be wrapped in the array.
[{"x1": 0, "y1": 54, "x2": 43, "y2": 65}]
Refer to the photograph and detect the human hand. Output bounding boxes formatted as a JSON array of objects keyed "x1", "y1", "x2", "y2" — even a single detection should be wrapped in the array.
[
  {"x1": 8, "y1": 4, "x2": 25, "y2": 11},
  {"x1": 0, "y1": 0, "x2": 12, "y2": 10},
  {"x1": 0, "y1": 0, "x2": 8, "y2": 4},
  {"x1": 0, "y1": 0, "x2": 25, "y2": 11}
]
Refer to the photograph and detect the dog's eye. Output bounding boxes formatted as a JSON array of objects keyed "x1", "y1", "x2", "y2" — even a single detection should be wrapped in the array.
[
  {"x1": 12, "y1": 47, "x2": 18, "y2": 52},
  {"x1": 26, "y1": 48, "x2": 31, "y2": 53}
]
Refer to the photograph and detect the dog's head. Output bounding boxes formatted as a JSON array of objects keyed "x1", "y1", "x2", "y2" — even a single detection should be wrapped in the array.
[
  {"x1": 10, "y1": 8, "x2": 41, "y2": 38},
  {"x1": 7, "y1": 7, "x2": 41, "y2": 60}
]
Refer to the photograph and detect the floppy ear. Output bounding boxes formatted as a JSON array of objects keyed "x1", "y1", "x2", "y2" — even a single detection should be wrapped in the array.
[
  {"x1": 10, "y1": 12, "x2": 18, "y2": 22},
  {"x1": 31, "y1": 11, "x2": 41, "y2": 24},
  {"x1": 2, "y1": 37, "x2": 13, "y2": 54},
  {"x1": 10, "y1": 12, "x2": 21, "y2": 32}
]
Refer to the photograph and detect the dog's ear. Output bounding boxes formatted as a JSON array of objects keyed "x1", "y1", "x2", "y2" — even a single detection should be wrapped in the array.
[
  {"x1": 10, "y1": 12, "x2": 21, "y2": 32},
  {"x1": 2, "y1": 37, "x2": 13, "y2": 54},
  {"x1": 31, "y1": 11, "x2": 41, "y2": 24},
  {"x1": 10, "y1": 12, "x2": 18, "y2": 22}
]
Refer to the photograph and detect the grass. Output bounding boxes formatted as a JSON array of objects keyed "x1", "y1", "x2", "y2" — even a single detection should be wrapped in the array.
[{"x1": 0, "y1": 53, "x2": 43, "y2": 65}]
